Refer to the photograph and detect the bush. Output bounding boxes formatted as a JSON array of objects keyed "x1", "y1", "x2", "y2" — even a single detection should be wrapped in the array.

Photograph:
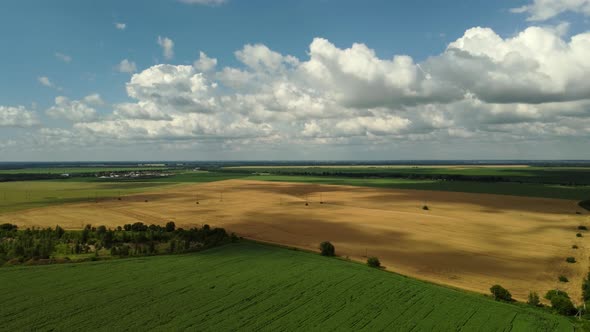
[
  {"x1": 583, "y1": 273, "x2": 590, "y2": 302},
  {"x1": 527, "y1": 291, "x2": 540, "y2": 306},
  {"x1": 550, "y1": 295, "x2": 577, "y2": 316},
  {"x1": 0, "y1": 223, "x2": 18, "y2": 231},
  {"x1": 490, "y1": 284, "x2": 512, "y2": 302},
  {"x1": 559, "y1": 275, "x2": 569, "y2": 282},
  {"x1": 319, "y1": 241, "x2": 335, "y2": 257},
  {"x1": 573, "y1": 245, "x2": 579, "y2": 249},
  {"x1": 578, "y1": 225, "x2": 588, "y2": 230},
  {"x1": 577, "y1": 233, "x2": 583, "y2": 238},
  {"x1": 422, "y1": 205, "x2": 429, "y2": 211},
  {"x1": 367, "y1": 256, "x2": 381, "y2": 268},
  {"x1": 165, "y1": 221, "x2": 176, "y2": 232},
  {"x1": 566, "y1": 256, "x2": 576, "y2": 263},
  {"x1": 545, "y1": 289, "x2": 569, "y2": 301}
]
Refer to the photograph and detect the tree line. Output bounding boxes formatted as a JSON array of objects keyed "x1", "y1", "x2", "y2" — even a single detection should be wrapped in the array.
[{"x1": 0, "y1": 222, "x2": 236, "y2": 266}]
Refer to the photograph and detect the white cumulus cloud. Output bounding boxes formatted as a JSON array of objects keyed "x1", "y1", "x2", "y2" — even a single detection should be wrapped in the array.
[
  {"x1": 194, "y1": 51, "x2": 217, "y2": 72},
  {"x1": 46, "y1": 94, "x2": 104, "y2": 122},
  {"x1": 0, "y1": 106, "x2": 39, "y2": 127},
  {"x1": 157, "y1": 36, "x2": 174, "y2": 60},
  {"x1": 511, "y1": 0, "x2": 590, "y2": 21},
  {"x1": 117, "y1": 59, "x2": 137, "y2": 73},
  {"x1": 55, "y1": 52, "x2": 72, "y2": 63}
]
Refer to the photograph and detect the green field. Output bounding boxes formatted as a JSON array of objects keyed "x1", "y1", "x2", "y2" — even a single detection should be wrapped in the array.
[
  {"x1": 227, "y1": 165, "x2": 590, "y2": 185},
  {"x1": 0, "y1": 180, "x2": 174, "y2": 214},
  {"x1": 0, "y1": 172, "x2": 246, "y2": 214},
  {"x1": 246, "y1": 175, "x2": 590, "y2": 200},
  {"x1": 0, "y1": 242, "x2": 573, "y2": 331},
  {"x1": 0, "y1": 167, "x2": 169, "y2": 174}
]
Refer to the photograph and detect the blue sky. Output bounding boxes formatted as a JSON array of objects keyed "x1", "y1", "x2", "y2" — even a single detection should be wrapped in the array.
[{"x1": 1, "y1": 0, "x2": 590, "y2": 160}]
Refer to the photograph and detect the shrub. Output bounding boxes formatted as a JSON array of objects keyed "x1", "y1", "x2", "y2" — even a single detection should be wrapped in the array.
[
  {"x1": 559, "y1": 275, "x2": 569, "y2": 282},
  {"x1": 165, "y1": 221, "x2": 176, "y2": 232},
  {"x1": 527, "y1": 291, "x2": 540, "y2": 306},
  {"x1": 578, "y1": 225, "x2": 588, "y2": 230},
  {"x1": 566, "y1": 256, "x2": 576, "y2": 263},
  {"x1": 577, "y1": 233, "x2": 583, "y2": 237},
  {"x1": 0, "y1": 223, "x2": 18, "y2": 231},
  {"x1": 583, "y1": 272, "x2": 590, "y2": 302},
  {"x1": 550, "y1": 295, "x2": 577, "y2": 316},
  {"x1": 319, "y1": 241, "x2": 335, "y2": 257},
  {"x1": 545, "y1": 289, "x2": 570, "y2": 301},
  {"x1": 422, "y1": 205, "x2": 429, "y2": 211},
  {"x1": 573, "y1": 245, "x2": 579, "y2": 249},
  {"x1": 490, "y1": 284, "x2": 512, "y2": 302},
  {"x1": 367, "y1": 256, "x2": 381, "y2": 268}
]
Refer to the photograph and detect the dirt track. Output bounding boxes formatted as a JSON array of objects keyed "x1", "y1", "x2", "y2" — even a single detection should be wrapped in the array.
[{"x1": 2, "y1": 179, "x2": 588, "y2": 302}]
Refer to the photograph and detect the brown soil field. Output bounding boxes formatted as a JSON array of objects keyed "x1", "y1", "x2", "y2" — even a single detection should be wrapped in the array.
[{"x1": 2, "y1": 179, "x2": 588, "y2": 302}]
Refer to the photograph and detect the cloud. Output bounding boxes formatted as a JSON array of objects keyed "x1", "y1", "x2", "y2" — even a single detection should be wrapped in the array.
[
  {"x1": 157, "y1": 36, "x2": 174, "y2": 60},
  {"x1": 511, "y1": 0, "x2": 590, "y2": 21},
  {"x1": 113, "y1": 102, "x2": 172, "y2": 121},
  {"x1": 235, "y1": 44, "x2": 298, "y2": 72},
  {"x1": 18, "y1": 26, "x2": 590, "y2": 157},
  {"x1": 126, "y1": 64, "x2": 218, "y2": 114},
  {"x1": 55, "y1": 52, "x2": 72, "y2": 63},
  {"x1": 0, "y1": 106, "x2": 39, "y2": 127},
  {"x1": 193, "y1": 51, "x2": 217, "y2": 72},
  {"x1": 38, "y1": 76, "x2": 54, "y2": 87},
  {"x1": 114, "y1": 22, "x2": 126, "y2": 30},
  {"x1": 117, "y1": 59, "x2": 137, "y2": 73},
  {"x1": 46, "y1": 94, "x2": 104, "y2": 122},
  {"x1": 178, "y1": 0, "x2": 227, "y2": 5},
  {"x1": 427, "y1": 26, "x2": 590, "y2": 104}
]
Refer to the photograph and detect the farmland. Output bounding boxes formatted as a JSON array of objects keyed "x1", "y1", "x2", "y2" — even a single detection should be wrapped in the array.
[
  {"x1": 0, "y1": 242, "x2": 573, "y2": 331},
  {"x1": 0, "y1": 180, "x2": 172, "y2": 214},
  {"x1": 243, "y1": 174, "x2": 590, "y2": 200},
  {"x1": 0, "y1": 166, "x2": 169, "y2": 174},
  {"x1": 0, "y1": 172, "x2": 246, "y2": 214},
  {"x1": 224, "y1": 165, "x2": 590, "y2": 185},
  {"x1": 3, "y1": 179, "x2": 588, "y2": 303}
]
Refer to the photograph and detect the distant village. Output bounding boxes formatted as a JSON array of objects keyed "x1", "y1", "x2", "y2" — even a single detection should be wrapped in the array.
[{"x1": 95, "y1": 170, "x2": 173, "y2": 179}]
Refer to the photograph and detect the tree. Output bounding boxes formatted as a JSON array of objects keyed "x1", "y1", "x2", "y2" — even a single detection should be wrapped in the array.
[
  {"x1": 81, "y1": 228, "x2": 89, "y2": 243},
  {"x1": 54, "y1": 225, "x2": 65, "y2": 239},
  {"x1": 550, "y1": 295, "x2": 576, "y2": 316},
  {"x1": 583, "y1": 273, "x2": 590, "y2": 302},
  {"x1": 319, "y1": 241, "x2": 335, "y2": 256},
  {"x1": 490, "y1": 285, "x2": 512, "y2": 301},
  {"x1": 367, "y1": 256, "x2": 381, "y2": 268},
  {"x1": 96, "y1": 225, "x2": 107, "y2": 235},
  {"x1": 527, "y1": 292, "x2": 540, "y2": 306},
  {"x1": 165, "y1": 221, "x2": 176, "y2": 232},
  {"x1": 0, "y1": 223, "x2": 17, "y2": 231},
  {"x1": 545, "y1": 289, "x2": 569, "y2": 301}
]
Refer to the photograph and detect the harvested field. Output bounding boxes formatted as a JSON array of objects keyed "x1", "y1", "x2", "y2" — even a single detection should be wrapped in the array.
[{"x1": 2, "y1": 179, "x2": 588, "y2": 302}]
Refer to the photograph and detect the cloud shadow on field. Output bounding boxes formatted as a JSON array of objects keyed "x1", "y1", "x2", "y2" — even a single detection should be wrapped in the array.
[
  {"x1": 341, "y1": 190, "x2": 576, "y2": 215},
  {"x1": 225, "y1": 210, "x2": 560, "y2": 277}
]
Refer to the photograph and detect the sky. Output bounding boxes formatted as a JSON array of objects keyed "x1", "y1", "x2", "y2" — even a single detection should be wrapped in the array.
[{"x1": 1, "y1": 0, "x2": 590, "y2": 161}]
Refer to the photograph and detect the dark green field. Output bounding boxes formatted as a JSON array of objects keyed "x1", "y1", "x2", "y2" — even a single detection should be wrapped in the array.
[
  {"x1": 0, "y1": 243, "x2": 573, "y2": 331},
  {"x1": 226, "y1": 166, "x2": 590, "y2": 185},
  {"x1": 0, "y1": 166, "x2": 168, "y2": 174},
  {"x1": 245, "y1": 175, "x2": 590, "y2": 200}
]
